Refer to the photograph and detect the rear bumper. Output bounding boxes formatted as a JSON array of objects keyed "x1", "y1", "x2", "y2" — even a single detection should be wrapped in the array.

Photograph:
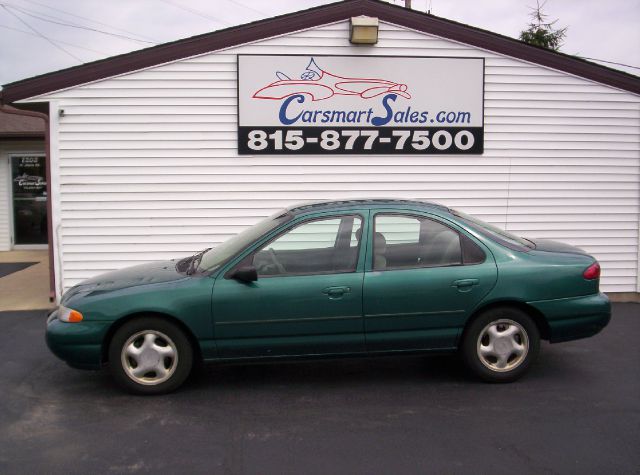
[
  {"x1": 527, "y1": 293, "x2": 611, "y2": 343},
  {"x1": 45, "y1": 310, "x2": 109, "y2": 370}
]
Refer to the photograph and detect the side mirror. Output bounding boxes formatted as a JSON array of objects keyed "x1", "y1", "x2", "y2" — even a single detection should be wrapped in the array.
[{"x1": 230, "y1": 265, "x2": 258, "y2": 283}]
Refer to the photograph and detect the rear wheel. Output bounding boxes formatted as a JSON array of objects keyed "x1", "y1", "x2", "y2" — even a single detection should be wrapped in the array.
[
  {"x1": 108, "y1": 317, "x2": 194, "y2": 395},
  {"x1": 461, "y1": 307, "x2": 540, "y2": 383}
]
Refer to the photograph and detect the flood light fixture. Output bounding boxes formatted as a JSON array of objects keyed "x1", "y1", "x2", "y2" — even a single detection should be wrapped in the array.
[{"x1": 350, "y1": 16, "x2": 379, "y2": 44}]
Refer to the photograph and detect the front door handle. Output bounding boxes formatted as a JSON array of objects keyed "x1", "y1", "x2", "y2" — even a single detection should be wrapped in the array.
[
  {"x1": 322, "y1": 286, "x2": 351, "y2": 299},
  {"x1": 452, "y1": 279, "x2": 479, "y2": 291}
]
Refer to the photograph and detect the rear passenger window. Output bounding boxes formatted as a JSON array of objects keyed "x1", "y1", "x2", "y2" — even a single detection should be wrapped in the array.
[
  {"x1": 375, "y1": 215, "x2": 421, "y2": 244},
  {"x1": 373, "y1": 214, "x2": 465, "y2": 270}
]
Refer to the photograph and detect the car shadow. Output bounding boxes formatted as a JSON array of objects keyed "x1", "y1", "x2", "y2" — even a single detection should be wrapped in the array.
[
  {"x1": 186, "y1": 353, "x2": 470, "y2": 391},
  {"x1": 36, "y1": 343, "x2": 585, "y2": 399},
  {"x1": 180, "y1": 341, "x2": 597, "y2": 394}
]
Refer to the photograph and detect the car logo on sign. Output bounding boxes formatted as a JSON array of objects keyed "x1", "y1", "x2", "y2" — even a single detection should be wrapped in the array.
[{"x1": 252, "y1": 57, "x2": 411, "y2": 102}]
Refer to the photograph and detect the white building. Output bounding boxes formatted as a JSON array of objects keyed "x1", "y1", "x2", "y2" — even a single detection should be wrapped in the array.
[{"x1": 1, "y1": 0, "x2": 638, "y2": 301}]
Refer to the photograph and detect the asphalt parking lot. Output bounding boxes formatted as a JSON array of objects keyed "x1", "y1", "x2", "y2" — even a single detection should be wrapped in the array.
[{"x1": 0, "y1": 304, "x2": 638, "y2": 475}]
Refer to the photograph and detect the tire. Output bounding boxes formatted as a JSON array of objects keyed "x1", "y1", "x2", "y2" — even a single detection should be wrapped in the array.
[
  {"x1": 461, "y1": 307, "x2": 540, "y2": 383},
  {"x1": 108, "y1": 317, "x2": 194, "y2": 395}
]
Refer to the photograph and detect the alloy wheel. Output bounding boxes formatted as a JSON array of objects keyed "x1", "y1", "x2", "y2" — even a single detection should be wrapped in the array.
[
  {"x1": 121, "y1": 330, "x2": 178, "y2": 385},
  {"x1": 476, "y1": 318, "x2": 529, "y2": 372}
]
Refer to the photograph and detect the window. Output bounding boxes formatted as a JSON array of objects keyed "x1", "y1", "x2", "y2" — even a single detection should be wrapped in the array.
[
  {"x1": 451, "y1": 208, "x2": 533, "y2": 251},
  {"x1": 252, "y1": 215, "x2": 363, "y2": 277},
  {"x1": 373, "y1": 214, "x2": 464, "y2": 270},
  {"x1": 200, "y1": 209, "x2": 292, "y2": 272}
]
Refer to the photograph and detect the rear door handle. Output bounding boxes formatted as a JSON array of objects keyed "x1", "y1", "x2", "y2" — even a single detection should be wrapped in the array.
[
  {"x1": 452, "y1": 279, "x2": 479, "y2": 291},
  {"x1": 322, "y1": 286, "x2": 351, "y2": 299}
]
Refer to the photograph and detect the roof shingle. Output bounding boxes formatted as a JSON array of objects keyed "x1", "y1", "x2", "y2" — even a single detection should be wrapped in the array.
[{"x1": 0, "y1": 107, "x2": 45, "y2": 137}]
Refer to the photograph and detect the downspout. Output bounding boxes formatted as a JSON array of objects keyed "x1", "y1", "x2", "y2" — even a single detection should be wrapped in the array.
[{"x1": 0, "y1": 101, "x2": 56, "y2": 302}]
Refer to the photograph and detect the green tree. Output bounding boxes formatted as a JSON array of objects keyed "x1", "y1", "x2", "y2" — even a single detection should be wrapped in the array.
[{"x1": 519, "y1": 0, "x2": 567, "y2": 51}]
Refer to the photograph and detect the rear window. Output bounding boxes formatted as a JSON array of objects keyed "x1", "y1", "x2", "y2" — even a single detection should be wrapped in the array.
[{"x1": 452, "y1": 209, "x2": 534, "y2": 252}]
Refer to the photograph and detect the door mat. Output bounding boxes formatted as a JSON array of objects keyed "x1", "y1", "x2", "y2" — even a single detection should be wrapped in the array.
[{"x1": 0, "y1": 262, "x2": 38, "y2": 279}]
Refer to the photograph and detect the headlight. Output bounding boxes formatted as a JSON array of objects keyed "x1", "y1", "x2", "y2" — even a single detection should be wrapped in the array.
[{"x1": 58, "y1": 305, "x2": 84, "y2": 323}]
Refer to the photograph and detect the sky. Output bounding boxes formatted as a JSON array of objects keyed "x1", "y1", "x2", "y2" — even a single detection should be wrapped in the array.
[{"x1": 0, "y1": 0, "x2": 638, "y2": 87}]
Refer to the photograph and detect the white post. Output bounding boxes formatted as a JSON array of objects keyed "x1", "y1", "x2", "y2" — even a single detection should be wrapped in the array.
[{"x1": 49, "y1": 101, "x2": 64, "y2": 301}]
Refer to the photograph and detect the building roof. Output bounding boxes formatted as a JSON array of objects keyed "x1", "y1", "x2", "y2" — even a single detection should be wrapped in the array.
[
  {"x1": 1, "y1": 0, "x2": 638, "y2": 104},
  {"x1": 0, "y1": 107, "x2": 45, "y2": 138}
]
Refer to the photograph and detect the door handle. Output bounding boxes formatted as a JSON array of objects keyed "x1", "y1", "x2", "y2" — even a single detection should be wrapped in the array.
[
  {"x1": 452, "y1": 279, "x2": 479, "y2": 290},
  {"x1": 322, "y1": 286, "x2": 351, "y2": 298}
]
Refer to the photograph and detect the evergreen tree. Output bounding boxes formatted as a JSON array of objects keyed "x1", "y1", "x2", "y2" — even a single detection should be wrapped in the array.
[{"x1": 519, "y1": 1, "x2": 567, "y2": 51}]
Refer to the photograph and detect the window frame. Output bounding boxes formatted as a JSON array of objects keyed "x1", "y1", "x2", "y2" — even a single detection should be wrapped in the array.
[
  {"x1": 226, "y1": 213, "x2": 366, "y2": 279},
  {"x1": 371, "y1": 211, "x2": 484, "y2": 272},
  {"x1": 453, "y1": 213, "x2": 532, "y2": 252},
  {"x1": 197, "y1": 210, "x2": 293, "y2": 275}
]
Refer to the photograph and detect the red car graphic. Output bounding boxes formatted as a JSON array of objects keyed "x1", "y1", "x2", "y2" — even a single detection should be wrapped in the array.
[{"x1": 252, "y1": 58, "x2": 411, "y2": 102}]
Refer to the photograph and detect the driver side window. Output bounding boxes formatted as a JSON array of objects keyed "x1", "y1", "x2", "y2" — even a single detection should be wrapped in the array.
[{"x1": 252, "y1": 215, "x2": 363, "y2": 277}]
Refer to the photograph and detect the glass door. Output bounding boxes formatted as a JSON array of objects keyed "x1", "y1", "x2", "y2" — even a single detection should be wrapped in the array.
[{"x1": 11, "y1": 155, "x2": 48, "y2": 245}]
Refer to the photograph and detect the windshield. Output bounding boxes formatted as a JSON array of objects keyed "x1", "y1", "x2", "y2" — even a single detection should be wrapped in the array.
[
  {"x1": 452, "y1": 209, "x2": 534, "y2": 250},
  {"x1": 197, "y1": 210, "x2": 292, "y2": 272}
]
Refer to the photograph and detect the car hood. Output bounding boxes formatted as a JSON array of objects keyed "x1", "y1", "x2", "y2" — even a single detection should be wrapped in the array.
[
  {"x1": 530, "y1": 239, "x2": 589, "y2": 256},
  {"x1": 61, "y1": 260, "x2": 187, "y2": 304}
]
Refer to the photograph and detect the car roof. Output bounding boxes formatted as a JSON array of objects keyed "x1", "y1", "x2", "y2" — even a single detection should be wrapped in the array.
[{"x1": 286, "y1": 199, "x2": 451, "y2": 215}]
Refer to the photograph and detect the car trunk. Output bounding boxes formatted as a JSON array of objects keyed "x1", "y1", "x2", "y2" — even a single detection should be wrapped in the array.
[{"x1": 530, "y1": 239, "x2": 591, "y2": 256}]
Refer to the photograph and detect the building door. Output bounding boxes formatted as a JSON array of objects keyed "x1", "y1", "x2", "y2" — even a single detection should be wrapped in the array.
[{"x1": 11, "y1": 155, "x2": 48, "y2": 245}]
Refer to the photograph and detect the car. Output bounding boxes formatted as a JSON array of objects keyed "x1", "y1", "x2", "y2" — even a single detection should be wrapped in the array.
[
  {"x1": 46, "y1": 199, "x2": 611, "y2": 394},
  {"x1": 252, "y1": 57, "x2": 411, "y2": 101}
]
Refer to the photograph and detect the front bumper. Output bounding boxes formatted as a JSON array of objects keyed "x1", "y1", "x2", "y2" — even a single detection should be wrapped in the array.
[
  {"x1": 527, "y1": 292, "x2": 611, "y2": 343},
  {"x1": 45, "y1": 310, "x2": 110, "y2": 370}
]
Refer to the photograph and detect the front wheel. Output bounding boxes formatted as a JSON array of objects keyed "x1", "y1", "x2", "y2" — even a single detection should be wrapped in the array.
[
  {"x1": 461, "y1": 307, "x2": 540, "y2": 383},
  {"x1": 108, "y1": 317, "x2": 194, "y2": 395}
]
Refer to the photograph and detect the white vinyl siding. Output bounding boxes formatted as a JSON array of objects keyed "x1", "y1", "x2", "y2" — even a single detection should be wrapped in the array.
[{"x1": 27, "y1": 21, "x2": 640, "y2": 296}]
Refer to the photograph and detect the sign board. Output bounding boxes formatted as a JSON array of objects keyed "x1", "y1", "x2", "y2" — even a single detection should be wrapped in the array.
[
  {"x1": 237, "y1": 55, "x2": 484, "y2": 155},
  {"x1": 12, "y1": 156, "x2": 47, "y2": 194}
]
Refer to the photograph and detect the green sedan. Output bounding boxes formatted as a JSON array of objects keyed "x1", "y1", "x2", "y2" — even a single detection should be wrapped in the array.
[{"x1": 46, "y1": 199, "x2": 611, "y2": 394}]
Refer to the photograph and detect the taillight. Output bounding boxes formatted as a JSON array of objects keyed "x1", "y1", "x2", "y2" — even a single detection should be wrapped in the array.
[{"x1": 583, "y1": 262, "x2": 600, "y2": 280}]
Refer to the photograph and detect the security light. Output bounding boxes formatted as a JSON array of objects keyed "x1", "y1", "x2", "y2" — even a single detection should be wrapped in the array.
[{"x1": 350, "y1": 16, "x2": 379, "y2": 44}]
